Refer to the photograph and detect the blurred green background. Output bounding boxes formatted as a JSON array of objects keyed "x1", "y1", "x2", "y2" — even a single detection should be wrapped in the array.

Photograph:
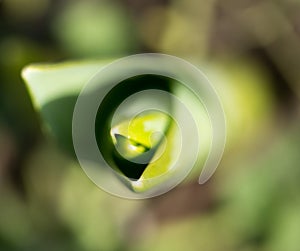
[{"x1": 1, "y1": 0, "x2": 300, "y2": 250}]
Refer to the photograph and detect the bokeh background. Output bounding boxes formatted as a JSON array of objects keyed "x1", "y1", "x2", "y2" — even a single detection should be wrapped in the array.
[{"x1": 1, "y1": 0, "x2": 300, "y2": 250}]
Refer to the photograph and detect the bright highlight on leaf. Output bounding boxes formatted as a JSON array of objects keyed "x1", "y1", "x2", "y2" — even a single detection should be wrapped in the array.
[
  {"x1": 114, "y1": 134, "x2": 149, "y2": 157},
  {"x1": 109, "y1": 111, "x2": 173, "y2": 185},
  {"x1": 111, "y1": 111, "x2": 170, "y2": 158}
]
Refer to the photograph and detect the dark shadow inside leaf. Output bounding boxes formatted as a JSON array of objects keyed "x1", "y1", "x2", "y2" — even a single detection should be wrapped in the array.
[{"x1": 95, "y1": 74, "x2": 172, "y2": 180}]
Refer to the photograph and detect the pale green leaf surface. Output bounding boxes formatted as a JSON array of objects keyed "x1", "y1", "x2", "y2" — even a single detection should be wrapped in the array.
[
  {"x1": 21, "y1": 60, "x2": 110, "y2": 110},
  {"x1": 21, "y1": 60, "x2": 112, "y2": 154}
]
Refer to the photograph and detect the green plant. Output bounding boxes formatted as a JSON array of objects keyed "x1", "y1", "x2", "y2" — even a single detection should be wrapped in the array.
[{"x1": 21, "y1": 56, "x2": 273, "y2": 196}]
